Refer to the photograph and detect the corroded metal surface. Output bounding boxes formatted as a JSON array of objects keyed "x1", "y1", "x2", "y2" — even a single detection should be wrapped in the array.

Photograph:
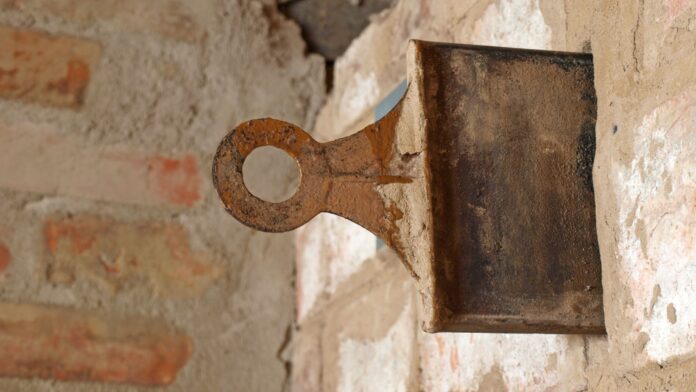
[
  {"x1": 212, "y1": 112, "x2": 414, "y2": 267},
  {"x1": 213, "y1": 40, "x2": 604, "y2": 334},
  {"x1": 420, "y1": 43, "x2": 603, "y2": 333}
]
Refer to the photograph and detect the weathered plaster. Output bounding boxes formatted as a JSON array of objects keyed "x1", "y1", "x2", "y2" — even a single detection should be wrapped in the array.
[
  {"x1": 612, "y1": 91, "x2": 696, "y2": 364},
  {"x1": 339, "y1": 72, "x2": 381, "y2": 131},
  {"x1": 419, "y1": 333, "x2": 586, "y2": 391},
  {"x1": 296, "y1": 214, "x2": 377, "y2": 321},
  {"x1": 338, "y1": 299, "x2": 415, "y2": 392},
  {"x1": 471, "y1": 0, "x2": 552, "y2": 49}
]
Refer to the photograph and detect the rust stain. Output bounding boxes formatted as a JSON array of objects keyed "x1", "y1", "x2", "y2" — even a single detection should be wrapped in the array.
[
  {"x1": 363, "y1": 106, "x2": 401, "y2": 176},
  {"x1": 233, "y1": 119, "x2": 312, "y2": 157},
  {"x1": 357, "y1": 105, "x2": 418, "y2": 278},
  {"x1": 364, "y1": 121, "x2": 395, "y2": 166}
]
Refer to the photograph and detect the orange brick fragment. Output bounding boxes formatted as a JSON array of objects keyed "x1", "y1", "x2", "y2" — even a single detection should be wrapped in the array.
[
  {"x1": 0, "y1": 26, "x2": 101, "y2": 108},
  {"x1": 0, "y1": 302, "x2": 192, "y2": 385},
  {"x1": 0, "y1": 124, "x2": 202, "y2": 207},
  {"x1": 44, "y1": 215, "x2": 223, "y2": 297}
]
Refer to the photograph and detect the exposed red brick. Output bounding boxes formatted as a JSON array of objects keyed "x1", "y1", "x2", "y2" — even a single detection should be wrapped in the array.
[
  {"x1": 149, "y1": 154, "x2": 201, "y2": 207},
  {"x1": 0, "y1": 240, "x2": 10, "y2": 274},
  {"x1": 0, "y1": 25, "x2": 101, "y2": 108},
  {"x1": 0, "y1": 302, "x2": 191, "y2": 385},
  {"x1": 4, "y1": 0, "x2": 206, "y2": 43},
  {"x1": 0, "y1": 124, "x2": 202, "y2": 207},
  {"x1": 44, "y1": 215, "x2": 222, "y2": 297}
]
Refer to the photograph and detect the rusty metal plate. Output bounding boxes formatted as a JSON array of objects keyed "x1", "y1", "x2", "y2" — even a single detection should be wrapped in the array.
[
  {"x1": 213, "y1": 40, "x2": 604, "y2": 334},
  {"x1": 419, "y1": 43, "x2": 602, "y2": 333}
]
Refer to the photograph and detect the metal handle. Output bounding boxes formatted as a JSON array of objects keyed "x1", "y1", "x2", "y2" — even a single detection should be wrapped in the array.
[
  {"x1": 212, "y1": 107, "x2": 412, "y2": 251},
  {"x1": 212, "y1": 118, "x2": 327, "y2": 232}
]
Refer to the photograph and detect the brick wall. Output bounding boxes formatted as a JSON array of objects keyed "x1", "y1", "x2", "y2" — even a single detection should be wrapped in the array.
[
  {"x1": 293, "y1": 0, "x2": 696, "y2": 390},
  {"x1": 0, "y1": 1, "x2": 324, "y2": 390}
]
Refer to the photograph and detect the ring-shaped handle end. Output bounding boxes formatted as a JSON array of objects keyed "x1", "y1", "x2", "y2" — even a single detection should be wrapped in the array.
[{"x1": 212, "y1": 118, "x2": 327, "y2": 232}]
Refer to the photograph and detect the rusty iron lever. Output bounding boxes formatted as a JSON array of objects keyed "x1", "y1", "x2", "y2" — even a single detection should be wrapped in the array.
[{"x1": 213, "y1": 40, "x2": 604, "y2": 334}]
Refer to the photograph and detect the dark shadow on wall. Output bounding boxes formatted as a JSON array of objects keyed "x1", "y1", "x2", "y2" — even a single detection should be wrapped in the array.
[{"x1": 280, "y1": 0, "x2": 395, "y2": 91}]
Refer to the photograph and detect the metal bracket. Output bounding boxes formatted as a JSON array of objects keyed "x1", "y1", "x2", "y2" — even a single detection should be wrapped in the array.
[{"x1": 213, "y1": 40, "x2": 604, "y2": 334}]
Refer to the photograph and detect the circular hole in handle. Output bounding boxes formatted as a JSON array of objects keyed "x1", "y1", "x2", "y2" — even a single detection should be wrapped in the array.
[
  {"x1": 242, "y1": 146, "x2": 301, "y2": 203},
  {"x1": 213, "y1": 118, "x2": 327, "y2": 233}
]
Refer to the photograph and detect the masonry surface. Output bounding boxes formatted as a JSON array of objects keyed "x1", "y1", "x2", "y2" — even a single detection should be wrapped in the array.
[
  {"x1": 0, "y1": 0, "x2": 324, "y2": 390},
  {"x1": 1, "y1": 0, "x2": 695, "y2": 391},
  {"x1": 294, "y1": 0, "x2": 696, "y2": 391}
]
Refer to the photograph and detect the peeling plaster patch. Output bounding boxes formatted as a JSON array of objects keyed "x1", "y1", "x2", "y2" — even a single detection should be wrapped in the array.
[
  {"x1": 667, "y1": 303, "x2": 677, "y2": 324},
  {"x1": 613, "y1": 90, "x2": 696, "y2": 363},
  {"x1": 419, "y1": 333, "x2": 585, "y2": 391},
  {"x1": 646, "y1": 284, "x2": 661, "y2": 318},
  {"x1": 638, "y1": 332, "x2": 651, "y2": 352},
  {"x1": 471, "y1": 0, "x2": 552, "y2": 50},
  {"x1": 477, "y1": 365, "x2": 508, "y2": 391},
  {"x1": 296, "y1": 214, "x2": 376, "y2": 321},
  {"x1": 337, "y1": 300, "x2": 414, "y2": 392},
  {"x1": 339, "y1": 72, "x2": 380, "y2": 127}
]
